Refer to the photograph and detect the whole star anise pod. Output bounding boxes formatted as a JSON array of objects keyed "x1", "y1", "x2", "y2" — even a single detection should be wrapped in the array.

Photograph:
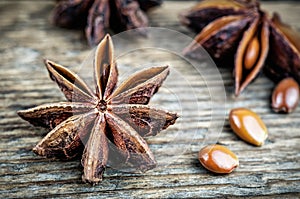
[
  {"x1": 17, "y1": 34, "x2": 178, "y2": 185},
  {"x1": 180, "y1": 0, "x2": 300, "y2": 95},
  {"x1": 52, "y1": 0, "x2": 162, "y2": 46}
]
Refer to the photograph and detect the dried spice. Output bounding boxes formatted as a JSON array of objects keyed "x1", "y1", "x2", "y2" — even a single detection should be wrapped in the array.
[
  {"x1": 272, "y1": 77, "x2": 299, "y2": 113},
  {"x1": 181, "y1": 0, "x2": 300, "y2": 96},
  {"x1": 52, "y1": 0, "x2": 162, "y2": 46},
  {"x1": 265, "y1": 13, "x2": 300, "y2": 84},
  {"x1": 198, "y1": 144, "x2": 239, "y2": 174},
  {"x1": 179, "y1": 0, "x2": 257, "y2": 33},
  {"x1": 229, "y1": 108, "x2": 268, "y2": 146},
  {"x1": 18, "y1": 35, "x2": 178, "y2": 185}
]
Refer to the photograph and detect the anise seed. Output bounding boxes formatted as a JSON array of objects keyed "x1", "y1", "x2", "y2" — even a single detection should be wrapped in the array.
[
  {"x1": 244, "y1": 36, "x2": 260, "y2": 70},
  {"x1": 272, "y1": 77, "x2": 300, "y2": 113},
  {"x1": 198, "y1": 144, "x2": 239, "y2": 174},
  {"x1": 229, "y1": 108, "x2": 268, "y2": 146}
]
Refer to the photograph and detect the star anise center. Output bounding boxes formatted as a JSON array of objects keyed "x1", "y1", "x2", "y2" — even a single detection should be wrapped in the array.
[{"x1": 96, "y1": 100, "x2": 107, "y2": 112}]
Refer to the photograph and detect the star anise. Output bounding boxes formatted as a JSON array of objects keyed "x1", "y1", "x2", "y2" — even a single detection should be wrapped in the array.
[
  {"x1": 181, "y1": 0, "x2": 300, "y2": 95},
  {"x1": 17, "y1": 34, "x2": 178, "y2": 185},
  {"x1": 52, "y1": 0, "x2": 162, "y2": 46}
]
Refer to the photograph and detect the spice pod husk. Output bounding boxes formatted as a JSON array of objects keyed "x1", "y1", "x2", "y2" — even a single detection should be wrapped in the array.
[
  {"x1": 183, "y1": 14, "x2": 254, "y2": 60},
  {"x1": 265, "y1": 13, "x2": 300, "y2": 85},
  {"x1": 179, "y1": 0, "x2": 257, "y2": 33},
  {"x1": 234, "y1": 11, "x2": 269, "y2": 95}
]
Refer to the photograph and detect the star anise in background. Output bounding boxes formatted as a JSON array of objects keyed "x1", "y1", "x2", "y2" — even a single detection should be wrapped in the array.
[
  {"x1": 52, "y1": 0, "x2": 162, "y2": 46},
  {"x1": 180, "y1": 0, "x2": 300, "y2": 95},
  {"x1": 18, "y1": 35, "x2": 178, "y2": 185}
]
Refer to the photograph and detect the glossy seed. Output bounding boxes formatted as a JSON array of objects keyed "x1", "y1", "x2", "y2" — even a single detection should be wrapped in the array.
[
  {"x1": 244, "y1": 36, "x2": 260, "y2": 70},
  {"x1": 272, "y1": 77, "x2": 299, "y2": 113},
  {"x1": 229, "y1": 108, "x2": 268, "y2": 146},
  {"x1": 198, "y1": 144, "x2": 239, "y2": 174}
]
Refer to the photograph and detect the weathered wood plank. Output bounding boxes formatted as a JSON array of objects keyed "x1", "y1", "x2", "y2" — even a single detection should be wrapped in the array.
[{"x1": 0, "y1": 1, "x2": 300, "y2": 198}]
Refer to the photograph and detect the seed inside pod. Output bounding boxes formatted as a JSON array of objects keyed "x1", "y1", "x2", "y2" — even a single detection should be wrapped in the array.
[
  {"x1": 198, "y1": 144, "x2": 239, "y2": 174},
  {"x1": 272, "y1": 77, "x2": 300, "y2": 113},
  {"x1": 244, "y1": 36, "x2": 260, "y2": 70},
  {"x1": 229, "y1": 108, "x2": 268, "y2": 146}
]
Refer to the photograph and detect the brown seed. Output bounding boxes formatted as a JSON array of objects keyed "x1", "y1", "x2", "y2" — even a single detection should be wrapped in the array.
[
  {"x1": 244, "y1": 36, "x2": 260, "y2": 70},
  {"x1": 229, "y1": 108, "x2": 268, "y2": 146},
  {"x1": 198, "y1": 144, "x2": 239, "y2": 174},
  {"x1": 272, "y1": 77, "x2": 300, "y2": 113}
]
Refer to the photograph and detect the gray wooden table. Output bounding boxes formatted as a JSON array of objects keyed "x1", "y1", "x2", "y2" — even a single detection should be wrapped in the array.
[{"x1": 1, "y1": 1, "x2": 300, "y2": 198}]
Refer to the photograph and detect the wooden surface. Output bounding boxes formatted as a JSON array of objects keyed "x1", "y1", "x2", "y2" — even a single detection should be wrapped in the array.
[{"x1": 1, "y1": 1, "x2": 300, "y2": 198}]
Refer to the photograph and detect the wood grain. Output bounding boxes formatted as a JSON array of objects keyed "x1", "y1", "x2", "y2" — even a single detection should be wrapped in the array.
[{"x1": 0, "y1": 1, "x2": 300, "y2": 198}]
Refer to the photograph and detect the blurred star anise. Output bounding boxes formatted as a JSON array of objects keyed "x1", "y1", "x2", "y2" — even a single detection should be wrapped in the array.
[
  {"x1": 181, "y1": 0, "x2": 300, "y2": 95},
  {"x1": 18, "y1": 35, "x2": 178, "y2": 185},
  {"x1": 52, "y1": 0, "x2": 162, "y2": 46}
]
